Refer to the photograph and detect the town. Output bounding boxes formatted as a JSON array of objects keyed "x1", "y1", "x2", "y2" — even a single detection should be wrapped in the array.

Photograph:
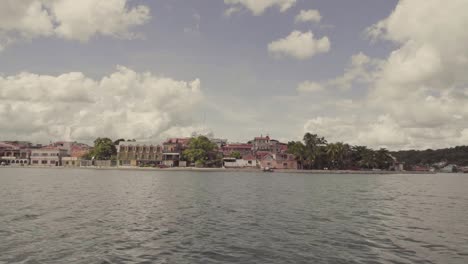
[{"x1": 1, "y1": 133, "x2": 466, "y2": 173}]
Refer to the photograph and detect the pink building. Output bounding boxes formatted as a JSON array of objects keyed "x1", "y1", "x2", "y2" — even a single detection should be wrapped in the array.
[{"x1": 259, "y1": 153, "x2": 298, "y2": 170}]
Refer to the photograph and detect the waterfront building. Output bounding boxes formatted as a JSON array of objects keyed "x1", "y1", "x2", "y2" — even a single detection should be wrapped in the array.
[
  {"x1": 46, "y1": 141, "x2": 92, "y2": 157},
  {"x1": 250, "y1": 135, "x2": 287, "y2": 154},
  {"x1": 30, "y1": 147, "x2": 68, "y2": 166},
  {"x1": 117, "y1": 141, "x2": 163, "y2": 166},
  {"x1": 162, "y1": 138, "x2": 190, "y2": 167},
  {"x1": 222, "y1": 143, "x2": 253, "y2": 156},
  {"x1": 259, "y1": 153, "x2": 298, "y2": 170},
  {"x1": 222, "y1": 154, "x2": 258, "y2": 168},
  {"x1": 0, "y1": 142, "x2": 32, "y2": 166}
]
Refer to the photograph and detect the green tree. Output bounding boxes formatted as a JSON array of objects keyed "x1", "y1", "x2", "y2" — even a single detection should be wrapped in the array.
[
  {"x1": 326, "y1": 142, "x2": 350, "y2": 169},
  {"x1": 183, "y1": 136, "x2": 217, "y2": 167},
  {"x1": 287, "y1": 141, "x2": 306, "y2": 169},
  {"x1": 230, "y1": 151, "x2": 242, "y2": 159},
  {"x1": 375, "y1": 148, "x2": 393, "y2": 170},
  {"x1": 303, "y1": 133, "x2": 327, "y2": 169},
  {"x1": 91, "y1": 138, "x2": 117, "y2": 160}
]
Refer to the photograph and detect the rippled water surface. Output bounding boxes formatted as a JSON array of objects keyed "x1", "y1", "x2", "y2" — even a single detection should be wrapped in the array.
[{"x1": 1, "y1": 168, "x2": 468, "y2": 264}]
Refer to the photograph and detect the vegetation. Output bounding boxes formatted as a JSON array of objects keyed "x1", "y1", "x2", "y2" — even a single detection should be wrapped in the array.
[
  {"x1": 391, "y1": 146, "x2": 468, "y2": 167},
  {"x1": 84, "y1": 137, "x2": 117, "y2": 160},
  {"x1": 230, "y1": 151, "x2": 242, "y2": 159},
  {"x1": 288, "y1": 133, "x2": 394, "y2": 170},
  {"x1": 183, "y1": 136, "x2": 219, "y2": 167}
]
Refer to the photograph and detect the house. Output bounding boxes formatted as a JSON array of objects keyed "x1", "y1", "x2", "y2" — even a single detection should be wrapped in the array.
[
  {"x1": 117, "y1": 142, "x2": 163, "y2": 167},
  {"x1": 223, "y1": 154, "x2": 258, "y2": 168},
  {"x1": 0, "y1": 142, "x2": 31, "y2": 166},
  {"x1": 162, "y1": 138, "x2": 190, "y2": 167},
  {"x1": 222, "y1": 143, "x2": 253, "y2": 156},
  {"x1": 250, "y1": 135, "x2": 288, "y2": 154},
  {"x1": 259, "y1": 153, "x2": 298, "y2": 170},
  {"x1": 30, "y1": 147, "x2": 68, "y2": 166}
]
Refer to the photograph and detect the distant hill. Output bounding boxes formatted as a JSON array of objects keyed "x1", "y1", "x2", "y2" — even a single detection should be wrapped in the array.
[{"x1": 391, "y1": 146, "x2": 468, "y2": 167}]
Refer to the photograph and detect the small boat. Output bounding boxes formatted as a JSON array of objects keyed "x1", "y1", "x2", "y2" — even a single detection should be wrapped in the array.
[{"x1": 262, "y1": 167, "x2": 274, "y2": 172}]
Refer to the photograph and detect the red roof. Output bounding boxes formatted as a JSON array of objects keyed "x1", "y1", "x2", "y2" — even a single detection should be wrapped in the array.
[{"x1": 242, "y1": 154, "x2": 256, "y2": 161}]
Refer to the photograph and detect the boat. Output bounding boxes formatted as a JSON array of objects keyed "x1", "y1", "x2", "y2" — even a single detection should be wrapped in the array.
[{"x1": 262, "y1": 167, "x2": 274, "y2": 172}]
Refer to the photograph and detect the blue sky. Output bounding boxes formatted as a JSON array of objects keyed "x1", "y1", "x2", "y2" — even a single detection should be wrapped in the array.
[{"x1": 1, "y1": 0, "x2": 467, "y2": 150}]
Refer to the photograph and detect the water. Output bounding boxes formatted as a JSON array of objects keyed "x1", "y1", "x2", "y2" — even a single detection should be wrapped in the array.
[{"x1": 1, "y1": 168, "x2": 468, "y2": 264}]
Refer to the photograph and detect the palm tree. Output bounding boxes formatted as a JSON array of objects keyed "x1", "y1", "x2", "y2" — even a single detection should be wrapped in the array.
[
  {"x1": 375, "y1": 148, "x2": 393, "y2": 170},
  {"x1": 303, "y1": 133, "x2": 327, "y2": 169}
]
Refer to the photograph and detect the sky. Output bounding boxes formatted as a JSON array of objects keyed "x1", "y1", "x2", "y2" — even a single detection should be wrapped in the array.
[{"x1": 1, "y1": 0, "x2": 467, "y2": 150}]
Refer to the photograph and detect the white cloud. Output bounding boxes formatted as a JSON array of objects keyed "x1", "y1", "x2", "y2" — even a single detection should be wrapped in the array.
[
  {"x1": 268, "y1": 31, "x2": 330, "y2": 60},
  {"x1": 301, "y1": 0, "x2": 468, "y2": 150},
  {"x1": 0, "y1": 66, "x2": 203, "y2": 143},
  {"x1": 295, "y1": 9, "x2": 322, "y2": 23},
  {"x1": 298, "y1": 52, "x2": 380, "y2": 93},
  {"x1": 297, "y1": 81, "x2": 324, "y2": 93},
  {"x1": 224, "y1": 0, "x2": 296, "y2": 16},
  {"x1": 364, "y1": 0, "x2": 468, "y2": 147},
  {"x1": 0, "y1": 0, "x2": 150, "y2": 49}
]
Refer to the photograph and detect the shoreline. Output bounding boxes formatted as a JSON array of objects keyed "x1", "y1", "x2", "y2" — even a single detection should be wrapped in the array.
[{"x1": 0, "y1": 165, "x2": 438, "y2": 174}]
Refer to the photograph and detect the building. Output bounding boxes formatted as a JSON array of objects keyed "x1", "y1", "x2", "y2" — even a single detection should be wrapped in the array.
[
  {"x1": 222, "y1": 143, "x2": 253, "y2": 156},
  {"x1": 46, "y1": 141, "x2": 91, "y2": 157},
  {"x1": 62, "y1": 157, "x2": 81, "y2": 167},
  {"x1": 250, "y1": 135, "x2": 287, "y2": 154},
  {"x1": 162, "y1": 138, "x2": 190, "y2": 167},
  {"x1": 117, "y1": 142, "x2": 163, "y2": 167},
  {"x1": 259, "y1": 153, "x2": 298, "y2": 170},
  {"x1": 223, "y1": 154, "x2": 258, "y2": 168},
  {"x1": 0, "y1": 142, "x2": 31, "y2": 166},
  {"x1": 30, "y1": 147, "x2": 68, "y2": 166}
]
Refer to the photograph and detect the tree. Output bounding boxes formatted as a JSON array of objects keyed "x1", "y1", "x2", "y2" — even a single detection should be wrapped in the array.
[
  {"x1": 287, "y1": 141, "x2": 306, "y2": 169},
  {"x1": 303, "y1": 133, "x2": 327, "y2": 169},
  {"x1": 90, "y1": 138, "x2": 117, "y2": 160},
  {"x1": 326, "y1": 142, "x2": 349, "y2": 169},
  {"x1": 230, "y1": 151, "x2": 242, "y2": 159},
  {"x1": 183, "y1": 136, "x2": 217, "y2": 167},
  {"x1": 375, "y1": 148, "x2": 393, "y2": 170}
]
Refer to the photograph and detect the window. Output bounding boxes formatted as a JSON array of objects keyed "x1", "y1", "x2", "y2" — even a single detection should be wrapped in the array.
[
  {"x1": 248, "y1": 161, "x2": 252, "y2": 164},
  {"x1": 283, "y1": 163, "x2": 288, "y2": 167},
  {"x1": 41, "y1": 160, "x2": 47, "y2": 164},
  {"x1": 32, "y1": 160, "x2": 38, "y2": 164},
  {"x1": 42, "y1": 153, "x2": 48, "y2": 156}
]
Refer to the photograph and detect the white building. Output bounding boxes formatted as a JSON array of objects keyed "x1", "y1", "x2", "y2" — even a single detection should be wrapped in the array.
[
  {"x1": 30, "y1": 148, "x2": 68, "y2": 166},
  {"x1": 223, "y1": 154, "x2": 257, "y2": 168}
]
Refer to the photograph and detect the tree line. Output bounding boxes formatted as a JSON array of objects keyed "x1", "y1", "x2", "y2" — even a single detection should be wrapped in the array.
[{"x1": 287, "y1": 133, "x2": 395, "y2": 170}]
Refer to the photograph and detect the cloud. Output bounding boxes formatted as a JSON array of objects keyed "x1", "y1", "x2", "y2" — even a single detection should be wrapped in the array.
[
  {"x1": 0, "y1": 66, "x2": 203, "y2": 143},
  {"x1": 302, "y1": 0, "x2": 468, "y2": 150},
  {"x1": 364, "y1": 0, "x2": 468, "y2": 146},
  {"x1": 297, "y1": 81, "x2": 324, "y2": 93},
  {"x1": 295, "y1": 9, "x2": 322, "y2": 23},
  {"x1": 0, "y1": 0, "x2": 150, "y2": 49},
  {"x1": 298, "y1": 52, "x2": 381, "y2": 93},
  {"x1": 268, "y1": 31, "x2": 330, "y2": 60},
  {"x1": 224, "y1": 0, "x2": 296, "y2": 16}
]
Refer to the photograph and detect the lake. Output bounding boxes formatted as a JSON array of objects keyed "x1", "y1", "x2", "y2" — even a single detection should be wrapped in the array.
[{"x1": 1, "y1": 168, "x2": 467, "y2": 263}]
